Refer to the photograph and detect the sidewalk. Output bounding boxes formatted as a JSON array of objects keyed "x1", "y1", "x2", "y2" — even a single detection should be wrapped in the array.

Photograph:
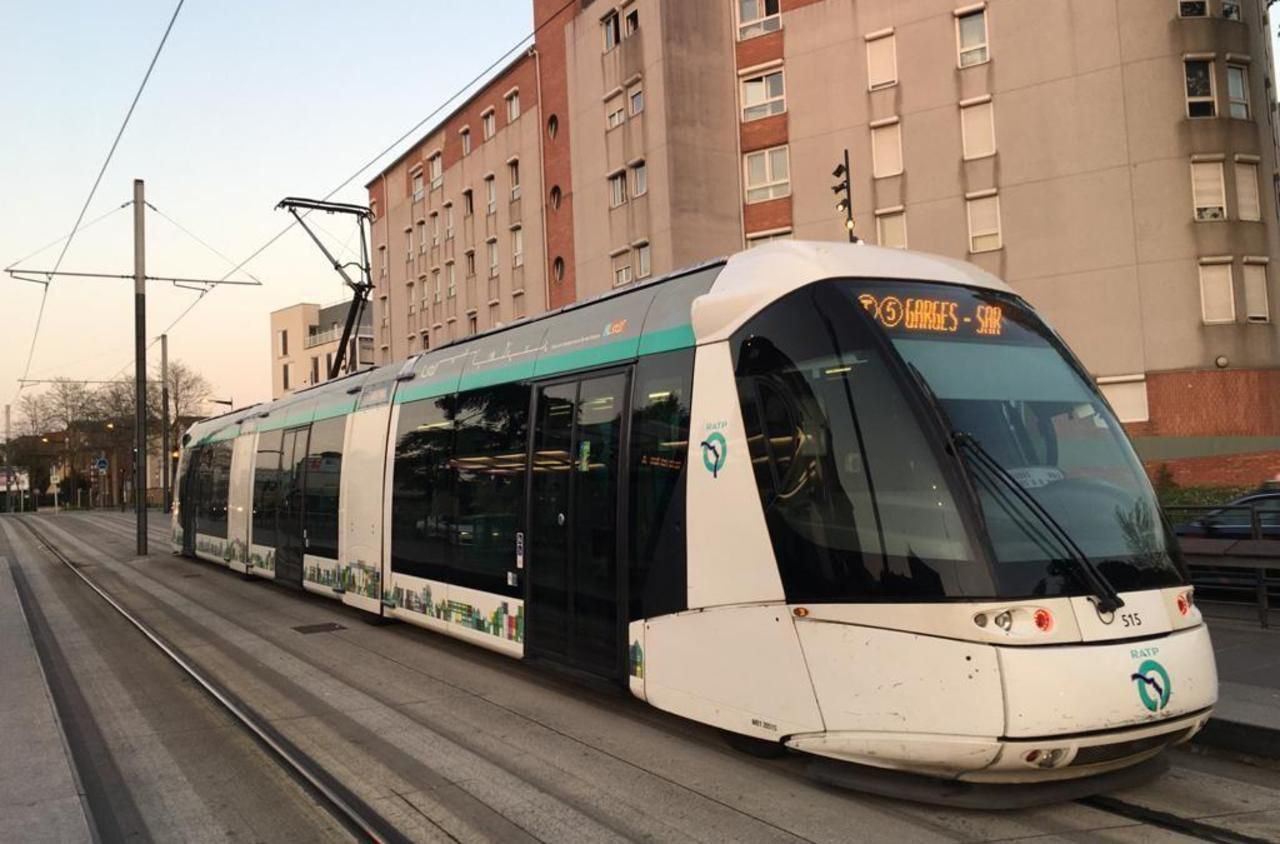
[
  {"x1": 0, "y1": 554, "x2": 94, "y2": 842},
  {"x1": 1196, "y1": 603, "x2": 1280, "y2": 759}
]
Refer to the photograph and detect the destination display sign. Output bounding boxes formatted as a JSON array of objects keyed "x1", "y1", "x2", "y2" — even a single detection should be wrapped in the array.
[{"x1": 857, "y1": 292, "x2": 1004, "y2": 338}]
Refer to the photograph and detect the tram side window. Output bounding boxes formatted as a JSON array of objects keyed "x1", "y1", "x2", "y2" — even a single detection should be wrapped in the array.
[
  {"x1": 453, "y1": 384, "x2": 528, "y2": 597},
  {"x1": 189, "y1": 447, "x2": 207, "y2": 531},
  {"x1": 628, "y1": 349, "x2": 693, "y2": 620},
  {"x1": 253, "y1": 430, "x2": 284, "y2": 548},
  {"x1": 202, "y1": 442, "x2": 232, "y2": 539},
  {"x1": 732, "y1": 283, "x2": 975, "y2": 601},
  {"x1": 391, "y1": 397, "x2": 456, "y2": 583},
  {"x1": 304, "y1": 417, "x2": 345, "y2": 559}
]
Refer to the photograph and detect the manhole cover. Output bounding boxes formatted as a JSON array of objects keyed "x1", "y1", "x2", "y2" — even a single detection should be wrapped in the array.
[{"x1": 292, "y1": 622, "x2": 346, "y2": 635}]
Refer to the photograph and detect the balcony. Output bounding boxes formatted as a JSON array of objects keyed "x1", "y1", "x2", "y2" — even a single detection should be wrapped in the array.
[{"x1": 304, "y1": 326, "x2": 345, "y2": 349}]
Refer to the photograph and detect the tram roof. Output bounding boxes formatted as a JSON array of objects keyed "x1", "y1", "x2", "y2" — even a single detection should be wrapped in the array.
[{"x1": 184, "y1": 242, "x2": 1013, "y2": 445}]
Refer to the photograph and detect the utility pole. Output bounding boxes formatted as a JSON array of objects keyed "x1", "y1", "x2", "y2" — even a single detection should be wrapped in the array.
[
  {"x1": 133, "y1": 179, "x2": 148, "y2": 556},
  {"x1": 832, "y1": 149, "x2": 859, "y2": 243},
  {"x1": 161, "y1": 333, "x2": 170, "y2": 513}
]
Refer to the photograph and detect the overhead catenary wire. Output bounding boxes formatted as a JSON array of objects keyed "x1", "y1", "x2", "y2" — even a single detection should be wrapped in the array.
[
  {"x1": 11, "y1": 0, "x2": 185, "y2": 402},
  {"x1": 141, "y1": 0, "x2": 577, "y2": 347}
]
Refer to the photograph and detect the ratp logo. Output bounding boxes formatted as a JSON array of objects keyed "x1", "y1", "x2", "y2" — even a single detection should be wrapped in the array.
[
  {"x1": 700, "y1": 431, "x2": 727, "y2": 478},
  {"x1": 1131, "y1": 659, "x2": 1172, "y2": 712}
]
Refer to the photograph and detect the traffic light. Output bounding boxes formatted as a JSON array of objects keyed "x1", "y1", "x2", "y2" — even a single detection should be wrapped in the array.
[{"x1": 832, "y1": 150, "x2": 857, "y2": 242}]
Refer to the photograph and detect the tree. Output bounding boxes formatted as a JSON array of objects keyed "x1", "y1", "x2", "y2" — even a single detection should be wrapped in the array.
[
  {"x1": 152, "y1": 359, "x2": 211, "y2": 434},
  {"x1": 46, "y1": 378, "x2": 93, "y2": 432},
  {"x1": 16, "y1": 392, "x2": 49, "y2": 437}
]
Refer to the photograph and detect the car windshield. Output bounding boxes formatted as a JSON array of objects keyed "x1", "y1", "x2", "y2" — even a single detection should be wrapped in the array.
[{"x1": 852, "y1": 280, "x2": 1185, "y2": 596}]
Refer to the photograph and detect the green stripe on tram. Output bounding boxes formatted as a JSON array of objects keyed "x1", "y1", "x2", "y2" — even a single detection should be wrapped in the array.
[{"x1": 392, "y1": 323, "x2": 696, "y2": 406}]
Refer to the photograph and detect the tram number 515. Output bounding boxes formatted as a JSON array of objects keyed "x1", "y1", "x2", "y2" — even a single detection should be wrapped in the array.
[{"x1": 1120, "y1": 612, "x2": 1143, "y2": 628}]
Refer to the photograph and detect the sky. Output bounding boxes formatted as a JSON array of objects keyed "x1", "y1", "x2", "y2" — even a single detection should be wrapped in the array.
[{"x1": 0, "y1": 0, "x2": 533, "y2": 420}]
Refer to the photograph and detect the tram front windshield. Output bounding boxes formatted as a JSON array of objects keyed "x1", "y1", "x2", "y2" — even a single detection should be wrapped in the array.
[{"x1": 731, "y1": 279, "x2": 1183, "y2": 603}]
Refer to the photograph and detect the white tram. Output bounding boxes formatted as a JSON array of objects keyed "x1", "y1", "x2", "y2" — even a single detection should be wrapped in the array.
[{"x1": 174, "y1": 242, "x2": 1216, "y2": 786}]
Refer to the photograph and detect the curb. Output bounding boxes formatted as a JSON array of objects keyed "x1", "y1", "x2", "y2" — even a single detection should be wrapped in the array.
[{"x1": 1191, "y1": 717, "x2": 1280, "y2": 761}]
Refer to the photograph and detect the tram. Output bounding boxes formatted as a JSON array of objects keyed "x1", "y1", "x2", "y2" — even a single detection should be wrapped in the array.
[{"x1": 173, "y1": 241, "x2": 1216, "y2": 786}]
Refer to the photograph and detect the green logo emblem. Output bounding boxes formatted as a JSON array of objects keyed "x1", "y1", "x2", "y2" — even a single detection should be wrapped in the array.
[
  {"x1": 1131, "y1": 659, "x2": 1172, "y2": 712},
  {"x1": 700, "y1": 431, "x2": 727, "y2": 478}
]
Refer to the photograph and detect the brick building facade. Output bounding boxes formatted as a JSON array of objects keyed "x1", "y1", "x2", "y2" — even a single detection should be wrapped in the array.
[{"x1": 369, "y1": 0, "x2": 1280, "y2": 487}]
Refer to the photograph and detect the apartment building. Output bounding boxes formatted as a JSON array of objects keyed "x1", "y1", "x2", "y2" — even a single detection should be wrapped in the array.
[
  {"x1": 269, "y1": 300, "x2": 374, "y2": 399},
  {"x1": 369, "y1": 0, "x2": 1280, "y2": 484}
]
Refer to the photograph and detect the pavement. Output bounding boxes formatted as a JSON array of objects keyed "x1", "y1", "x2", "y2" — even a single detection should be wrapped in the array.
[
  {"x1": 1195, "y1": 601, "x2": 1280, "y2": 759},
  {"x1": 4, "y1": 509, "x2": 1280, "y2": 843}
]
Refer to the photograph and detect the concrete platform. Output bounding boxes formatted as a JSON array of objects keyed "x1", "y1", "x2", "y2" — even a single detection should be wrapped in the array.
[
  {"x1": 1196, "y1": 607, "x2": 1280, "y2": 759},
  {"x1": 0, "y1": 555, "x2": 94, "y2": 843}
]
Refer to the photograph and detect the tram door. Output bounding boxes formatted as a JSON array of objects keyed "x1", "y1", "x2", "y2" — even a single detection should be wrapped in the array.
[
  {"x1": 275, "y1": 426, "x2": 310, "y2": 587},
  {"x1": 527, "y1": 371, "x2": 628, "y2": 678},
  {"x1": 178, "y1": 449, "x2": 197, "y2": 556}
]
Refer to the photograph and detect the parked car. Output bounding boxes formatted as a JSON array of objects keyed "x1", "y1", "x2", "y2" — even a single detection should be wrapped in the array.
[{"x1": 1173, "y1": 484, "x2": 1280, "y2": 539}]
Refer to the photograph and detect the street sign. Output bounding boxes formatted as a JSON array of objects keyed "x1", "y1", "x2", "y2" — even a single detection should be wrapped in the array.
[{"x1": 95, "y1": 457, "x2": 109, "y2": 474}]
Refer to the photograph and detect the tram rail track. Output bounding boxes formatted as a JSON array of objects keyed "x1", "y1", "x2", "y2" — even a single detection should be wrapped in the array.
[
  {"x1": 12, "y1": 515, "x2": 409, "y2": 844},
  {"x1": 13, "y1": 511, "x2": 1280, "y2": 844}
]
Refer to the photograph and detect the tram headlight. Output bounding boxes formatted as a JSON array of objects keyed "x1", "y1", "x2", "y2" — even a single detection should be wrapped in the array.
[{"x1": 993, "y1": 611, "x2": 1013, "y2": 631}]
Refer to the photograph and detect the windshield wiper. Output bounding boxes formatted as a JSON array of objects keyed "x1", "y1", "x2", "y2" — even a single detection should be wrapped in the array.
[
  {"x1": 900, "y1": 362, "x2": 1125, "y2": 613},
  {"x1": 952, "y1": 431, "x2": 1126, "y2": 614}
]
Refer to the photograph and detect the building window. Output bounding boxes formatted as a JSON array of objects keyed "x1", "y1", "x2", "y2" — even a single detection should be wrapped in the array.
[
  {"x1": 612, "y1": 253, "x2": 632, "y2": 286},
  {"x1": 487, "y1": 238, "x2": 499, "y2": 277},
  {"x1": 465, "y1": 249, "x2": 476, "y2": 277},
  {"x1": 625, "y1": 6, "x2": 639, "y2": 35},
  {"x1": 1221, "y1": 0, "x2": 1241, "y2": 20},
  {"x1": 956, "y1": 9, "x2": 989, "y2": 67},
  {"x1": 461, "y1": 127, "x2": 471, "y2": 156},
  {"x1": 961, "y1": 98, "x2": 996, "y2": 160},
  {"x1": 278, "y1": 329, "x2": 288, "y2": 356},
  {"x1": 429, "y1": 212, "x2": 439, "y2": 245},
  {"x1": 966, "y1": 192, "x2": 1002, "y2": 252},
  {"x1": 744, "y1": 145, "x2": 790, "y2": 202},
  {"x1": 1179, "y1": 1, "x2": 1207, "y2": 16},
  {"x1": 311, "y1": 356, "x2": 320, "y2": 385},
  {"x1": 444, "y1": 203, "x2": 454, "y2": 239},
  {"x1": 416, "y1": 219, "x2": 426, "y2": 253},
  {"x1": 606, "y1": 96, "x2": 625, "y2": 129},
  {"x1": 746, "y1": 229, "x2": 791, "y2": 247},
  {"x1": 485, "y1": 176, "x2": 497, "y2": 214},
  {"x1": 378, "y1": 244, "x2": 387, "y2": 278},
  {"x1": 876, "y1": 209, "x2": 908, "y2": 249},
  {"x1": 1243, "y1": 259, "x2": 1270, "y2": 322},
  {"x1": 609, "y1": 171, "x2": 628, "y2": 207},
  {"x1": 511, "y1": 226, "x2": 524, "y2": 267},
  {"x1": 468, "y1": 314, "x2": 478, "y2": 335},
  {"x1": 552, "y1": 256, "x2": 565, "y2": 282},
  {"x1": 405, "y1": 228, "x2": 413, "y2": 261},
  {"x1": 867, "y1": 33, "x2": 897, "y2": 90},
  {"x1": 446, "y1": 261, "x2": 456, "y2": 298},
  {"x1": 482, "y1": 109, "x2": 496, "y2": 139},
  {"x1": 635, "y1": 242, "x2": 651, "y2": 278},
  {"x1": 428, "y1": 153, "x2": 443, "y2": 189},
  {"x1": 741, "y1": 69, "x2": 785, "y2": 121},
  {"x1": 603, "y1": 10, "x2": 621, "y2": 51},
  {"x1": 463, "y1": 189, "x2": 474, "y2": 216},
  {"x1": 1191, "y1": 161, "x2": 1226, "y2": 220},
  {"x1": 1236, "y1": 161, "x2": 1261, "y2": 221},
  {"x1": 508, "y1": 159, "x2": 521, "y2": 200},
  {"x1": 1199, "y1": 260, "x2": 1235, "y2": 323},
  {"x1": 871, "y1": 119, "x2": 903, "y2": 178},
  {"x1": 325, "y1": 351, "x2": 333, "y2": 375},
  {"x1": 629, "y1": 84, "x2": 645, "y2": 116},
  {"x1": 1185, "y1": 59, "x2": 1216, "y2": 117},
  {"x1": 282, "y1": 363, "x2": 292, "y2": 391},
  {"x1": 506, "y1": 90, "x2": 520, "y2": 122},
  {"x1": 1227, "y1": 64, "x2": 1250, "y2": 119},
  {"x1": 432, "y1": 268, "x2": 442, "y2": 302},
  {"x1": 411, "y1": 169, "x2": 424, "y2": 201},
  {"x1": 738, "y1": 0, "x2": 780, "y2": 40},
  {"x1": 630, "y1": 160, "x2": 648, "y2": 197}
]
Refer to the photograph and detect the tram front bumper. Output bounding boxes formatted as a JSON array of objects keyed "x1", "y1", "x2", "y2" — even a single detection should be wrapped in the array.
[{"x1": 787, "y1": 621, "x2": 1218, "y2": 781}]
